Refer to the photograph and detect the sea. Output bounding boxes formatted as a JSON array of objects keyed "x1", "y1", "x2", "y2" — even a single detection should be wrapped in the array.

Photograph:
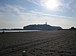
[{"x1": 0, "y1": 30, "x2": 40, "y2": 33}]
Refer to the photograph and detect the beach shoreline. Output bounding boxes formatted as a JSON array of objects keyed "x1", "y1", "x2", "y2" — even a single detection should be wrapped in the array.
[{"x1": 0, "y1": 30, "x2": 76, "y2": 56}]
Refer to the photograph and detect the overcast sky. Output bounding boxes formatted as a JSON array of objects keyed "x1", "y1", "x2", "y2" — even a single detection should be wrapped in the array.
[{"x1": 0, "y1": 0, "x2": 76, "y2": 29}]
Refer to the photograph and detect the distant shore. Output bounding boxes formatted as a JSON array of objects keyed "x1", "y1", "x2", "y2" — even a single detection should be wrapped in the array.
[{"x1": 0, "y1": 30, "x2": 40, "y2": 33}]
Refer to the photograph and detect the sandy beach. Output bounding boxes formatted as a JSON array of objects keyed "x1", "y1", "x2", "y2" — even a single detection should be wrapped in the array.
[{"x1": 0, "y1": 30, "x2": 76, "y2": 56}]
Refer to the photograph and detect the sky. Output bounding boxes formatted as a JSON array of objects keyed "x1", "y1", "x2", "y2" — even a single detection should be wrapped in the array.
[{"x1": 0, "y1": 0, "x2": 76, "y2": 29}]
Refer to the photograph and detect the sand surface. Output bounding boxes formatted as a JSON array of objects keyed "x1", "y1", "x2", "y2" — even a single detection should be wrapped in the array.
[{"x1": 0, "y1": 30, "x2": 76, "y2": 56}]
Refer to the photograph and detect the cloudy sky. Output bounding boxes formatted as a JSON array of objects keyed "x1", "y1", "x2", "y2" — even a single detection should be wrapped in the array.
[{"x1": 0, "y1": 0, "x2": 76, "y2": 29}]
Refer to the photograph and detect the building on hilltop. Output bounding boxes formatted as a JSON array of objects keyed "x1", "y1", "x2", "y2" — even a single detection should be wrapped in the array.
[{"x1": 23, "y1": 23, "x2": 62, "y2": 30}]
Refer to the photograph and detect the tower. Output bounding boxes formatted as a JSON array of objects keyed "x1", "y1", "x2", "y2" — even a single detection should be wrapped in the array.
[{"x1": 45, "y1": 22, "x2": 47, "y2": 25}]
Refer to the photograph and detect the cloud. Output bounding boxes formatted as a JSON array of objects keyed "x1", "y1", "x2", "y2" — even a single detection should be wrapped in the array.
[
  {"x1": 26, "y1": 0, "x2": 64, "y2": 11},
  {"x1": 59, "y1": 0, "x2": 76, "y2": 12},
  {"x1": 13, "y1": 10, "x2": 76, "y2": 24},
  {"x1": 26, "y1": 0, "x2": 76, "y2": 13},
  {"x1": 26, "y1": 11, "x2": 76, "y2": 19},
  {"x1": 0, "y1": 4, "x2": 26, "y2": 15},
  {"x1": 17, "y1": 10, "x2": 76, "y2": 28},
  {"x1": 0, "y1": 4, "x2": 27, "y2": 29},
  {"x1": 26, "y1": 0, "x2": 40, "y2": 6},
  {"x1": 69, "y1": 0, "x2": 76, "y2": 12},
  {"x1": 0, "y1": 4, "x2": 76, "y2": 29},
  {"x1": 0, "y1": 4, "x2": 27, "y2": 21}
]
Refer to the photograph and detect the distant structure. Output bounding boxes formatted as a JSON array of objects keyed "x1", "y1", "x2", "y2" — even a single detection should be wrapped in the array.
[
  {"x1": 70, "y1": 27, "x2": 76, "y2": 30},
  {"x1": 45, "y1": 22, "x2": 47, "y2": 25},
  {"x1": 23, "y1": 22, "x2": 62, "y2": 30}
]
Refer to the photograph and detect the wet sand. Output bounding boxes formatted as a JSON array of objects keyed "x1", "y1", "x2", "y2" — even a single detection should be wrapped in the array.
[{"x1": 0, "y1": 30, "x2": 76, "y2": 56}]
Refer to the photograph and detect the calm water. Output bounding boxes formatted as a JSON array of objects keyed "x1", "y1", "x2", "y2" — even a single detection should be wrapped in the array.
[{"x1": 0, "y1": 30, "x2": 40, "y2": 32}]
